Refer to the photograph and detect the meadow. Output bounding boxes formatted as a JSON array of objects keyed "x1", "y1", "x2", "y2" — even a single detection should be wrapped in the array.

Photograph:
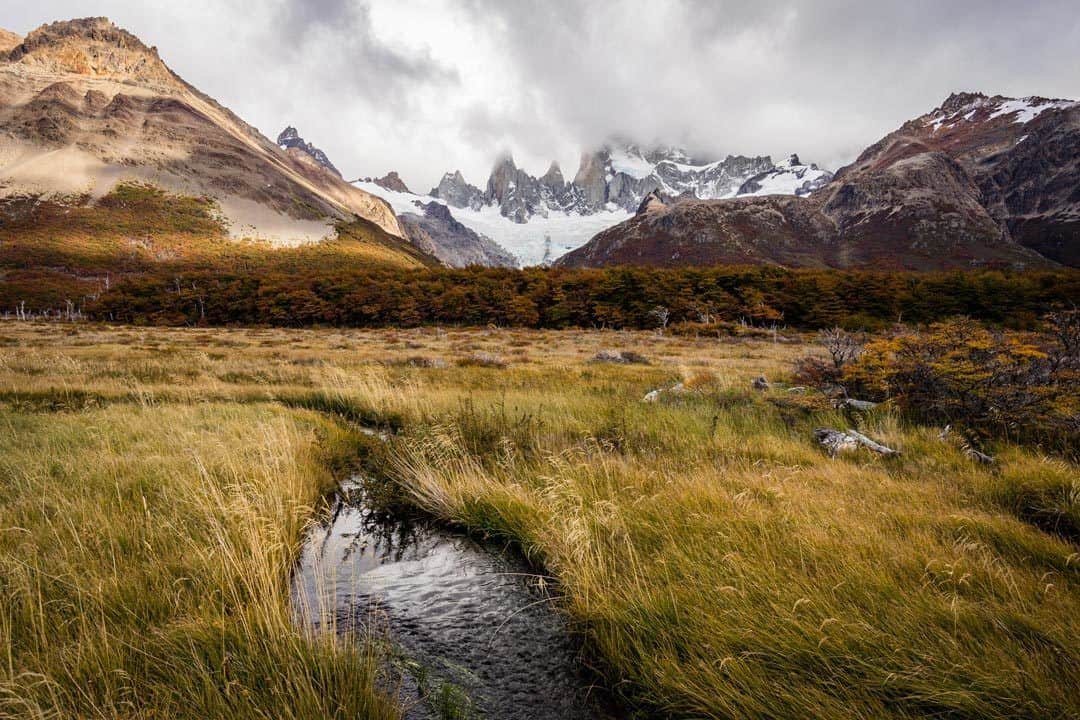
[{"x1": 1, "y1": 322, "x2": 1077, "y2": 719}]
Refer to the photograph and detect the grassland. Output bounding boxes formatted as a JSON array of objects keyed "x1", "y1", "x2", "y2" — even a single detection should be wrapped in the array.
[
  {"x1": 1, "y1": 323, "x2": 1078, "y2": 719},
  {"x1": 0, "y1": 183, "x2": 430, "y2": 315}
]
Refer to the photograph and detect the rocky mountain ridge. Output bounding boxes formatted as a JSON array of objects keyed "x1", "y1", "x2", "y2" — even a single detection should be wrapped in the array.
[
  {"x1": 559, "y1": 92, "x2": 1077, "y2": 270},
  {"x1": 428, "y1": 143, "x2": 831, "y2": 225},
  {"x1": 0, "y1": 17, "x2": 407, "y2": 249},
  {"x1": 398, "y1": 201, "x2": 517, "y2": 268},
  {"x1": 276, "y1": 126, "x2": 341, "y2": 177}
]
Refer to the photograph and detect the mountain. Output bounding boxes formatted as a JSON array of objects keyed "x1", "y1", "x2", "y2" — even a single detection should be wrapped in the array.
[
  {"x1": 572, "y1": 145, "x2": 778, "y2": 214},
  {"x1": 399, "y1": 201, "x2": 517, "y2": 268},
  {"x1": 361, "y1": 143, "x2": 830, "y2": 266},
  {"x1": 826, "y1": 92, "x2": 1080, "y2": 266},
  {"x1": 560, "y1": 93, "x2": 1075, "y2": 270},
  {"x1": 430, "y1": 170, "x2": 485, "y2": 210},
  {"x1": 484, "y1": 153, "x2": 585, "y2": 222},
  {"x1": 559, "y1": 194, "x2": 842, "y2": 269},
  {"x1": 737, "y1": 154, "x2": 833, "y2": 197},
  {"x1": 442, "y1": 143, "x2": 808, "y2": 224},
  {"x1": 276, "y1": 126, "x2": 341, "y2": 177},
  {"x1": 368, "y1": 171, "x2": 411, "y2": 194},
  {"x1": 356, "y1": 177, "x2": 632, "y2": 267},
  {"x1": 0, "y1": 17, "x2": 407, "y2": 250}
]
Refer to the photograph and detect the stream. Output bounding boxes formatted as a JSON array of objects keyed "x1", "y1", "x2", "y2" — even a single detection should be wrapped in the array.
[{"x1": 292, "y1": 476, "x2": 623, "y2": 719}]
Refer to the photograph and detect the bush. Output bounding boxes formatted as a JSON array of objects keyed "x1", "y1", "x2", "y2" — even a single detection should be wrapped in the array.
[
  {"x1": 792, "y1": 328, "x2": 865, "y2": 389},
  {"x1": 841, "y1": 316, "x2": 1078, "y2": 452}
]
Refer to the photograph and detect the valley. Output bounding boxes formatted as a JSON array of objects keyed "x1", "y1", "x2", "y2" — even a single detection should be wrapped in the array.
[{"x1": 1, "y1": 9, "x2": 1078, "y2": 720}]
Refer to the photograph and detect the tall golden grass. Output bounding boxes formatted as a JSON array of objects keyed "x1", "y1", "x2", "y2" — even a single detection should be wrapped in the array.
[
  {"x1": 2, "y1": 322, "x2": 1077, "y2": 718},
  {"x1": 0, "y1": 401, "x2": 400, "y2": 719}
]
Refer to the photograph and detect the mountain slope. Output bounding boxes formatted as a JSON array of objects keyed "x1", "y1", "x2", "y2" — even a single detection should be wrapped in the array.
[
  {"x1": 562, "y1": 194, "x2": 840, "y2": 268},
  {"x1": 0, "y1": 17, "x2": 406, "y2": 249},
  {"x1": 561, "y1": 93, "x2": 1072, "y2": 270},
  {"x1": 398, "y1": 201, "x2": 517, "y2": 268}
]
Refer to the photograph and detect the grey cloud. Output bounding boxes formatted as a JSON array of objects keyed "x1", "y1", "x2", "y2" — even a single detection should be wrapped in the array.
[
  {"x1": 459, "y1": 0, "x2": 1080, "y2": 170},
  {"x1": 273, "y1": 1, "x2": 458, "y2": 99},
  {"x1": 6, "y1": 0, "x2": 1080, "y2": 189}
]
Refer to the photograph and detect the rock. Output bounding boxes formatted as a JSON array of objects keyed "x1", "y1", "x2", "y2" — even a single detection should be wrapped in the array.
[
  {"x1": 814, "y1": 428, "x2": 898, "y2": 457},
  {"x1": 592, "y1": 350, "x2": 650, "y2": 365},
  {"x1": 845, "y1": 429, "x2": 899, "y2": 456},
  {"x1": 372, "y1": 171, "x2": 411, "y2": 194},
  {"x1": 429, "y1": 170, "x2": 486, "y2": 211},
  {"x1": 277, "y1": 126, "x2": 342, "y2": 177},
  {"x1": 636, "y1": 189, "x2": 668, "y2": 215},
  {"x1": 0, "y1": 28, "x2": 23, "y2": 54},
  {"x1": 752, "y1": 376, "x2": 770, "y2": 391},
  {"x1": 642, "y1": 390, "x2": 661, "y2": 403}
]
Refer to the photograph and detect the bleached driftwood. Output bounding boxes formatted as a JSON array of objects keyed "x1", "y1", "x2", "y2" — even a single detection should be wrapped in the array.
[
  {"x1": 964, "y1": 446, "x2": 996, "y2": 465},
  {"x1": 814, "y1": 428, "x2": 898, "y2": 457},
  {"x1": 836, "y1": 398, "x2": 878, "y2": 412},
  {"x1": 642, "y1": 382, "x2": 688, "y2": 403}
]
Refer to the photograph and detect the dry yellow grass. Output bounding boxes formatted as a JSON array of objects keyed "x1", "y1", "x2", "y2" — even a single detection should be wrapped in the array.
[
  {"x1": 0, "y1": 396, "x2": 401, "y2": 719},
  {"x1": 2, "y1": 322, "x2": 1077, "y2": 719}
]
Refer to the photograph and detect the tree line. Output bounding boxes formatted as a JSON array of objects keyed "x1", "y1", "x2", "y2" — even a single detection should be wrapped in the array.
[{"x1": 83, "y1": 265, "x2": 1078, "y2": 331}]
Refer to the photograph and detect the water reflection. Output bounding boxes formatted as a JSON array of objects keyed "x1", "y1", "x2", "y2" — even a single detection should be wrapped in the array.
[{"x1": 293, "y1": 477, "x2": 616, "y2": 720}]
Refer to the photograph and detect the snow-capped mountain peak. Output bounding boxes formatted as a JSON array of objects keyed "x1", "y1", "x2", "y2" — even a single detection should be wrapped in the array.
[
  {"x1": 276, "y1": 126, "x2": 341, "y2": 178},
  {"x1": 736, "y1": 154, "x2": 834, "y2": 198},
  {"x1": 922, "y1": 93, "x2": 1078, "y2": 135},
  {"x1": 357, "y1": 140, "x2": 832, "y2": 267}
]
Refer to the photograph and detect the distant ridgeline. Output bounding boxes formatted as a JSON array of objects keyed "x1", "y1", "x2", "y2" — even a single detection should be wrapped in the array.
[{"x1": 39, "y1": 264, "x2": 1080, "y2": 331}]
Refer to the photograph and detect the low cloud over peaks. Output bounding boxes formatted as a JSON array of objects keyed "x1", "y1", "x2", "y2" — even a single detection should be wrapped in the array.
[{"x1": 8, "y1": 0, "x2": 1079, "y2": 188}]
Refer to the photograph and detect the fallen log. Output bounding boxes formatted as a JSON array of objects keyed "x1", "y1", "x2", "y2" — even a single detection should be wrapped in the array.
[
  {"x1": 964, "y1": 446, "x2": 996, "y2": 465},
  {"x1": 836, "y1": 398, "x2": 878, "y2": 412},
  {"x1": 814, "y1": 428, "x2": 898, "y2": 458}
]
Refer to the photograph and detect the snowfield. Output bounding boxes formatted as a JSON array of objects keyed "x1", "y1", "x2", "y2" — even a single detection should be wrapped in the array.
[
  {"x1": 736, "y1": 156, "x2": 833, "y2": 198},
  {"x1": 355, "y1": 182, "x2": 632, "y2": 267}
]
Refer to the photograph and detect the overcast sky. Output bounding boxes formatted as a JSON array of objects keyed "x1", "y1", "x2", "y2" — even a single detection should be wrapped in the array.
[{"x1": 7, "y1": 1, "x2": 1079, "y2": 191}]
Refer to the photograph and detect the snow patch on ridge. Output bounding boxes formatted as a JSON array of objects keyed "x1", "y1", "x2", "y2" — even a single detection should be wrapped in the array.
[{"x1": 989, "y1": 97, "x2": 1078, "y2": 124}]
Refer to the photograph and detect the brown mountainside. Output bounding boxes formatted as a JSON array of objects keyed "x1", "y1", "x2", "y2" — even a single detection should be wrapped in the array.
[
  {"x1": 0, "y1": 17, "x2": 409, "y2": 252},
  {"x1": 560, "y1": 93, "x2": 1078, "y2": 270}
]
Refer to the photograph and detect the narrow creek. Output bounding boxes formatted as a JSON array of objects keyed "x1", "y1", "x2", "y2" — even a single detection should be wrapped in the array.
[{"x1": 292, "y1": 475, "x2": 624, "y2": 719}]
